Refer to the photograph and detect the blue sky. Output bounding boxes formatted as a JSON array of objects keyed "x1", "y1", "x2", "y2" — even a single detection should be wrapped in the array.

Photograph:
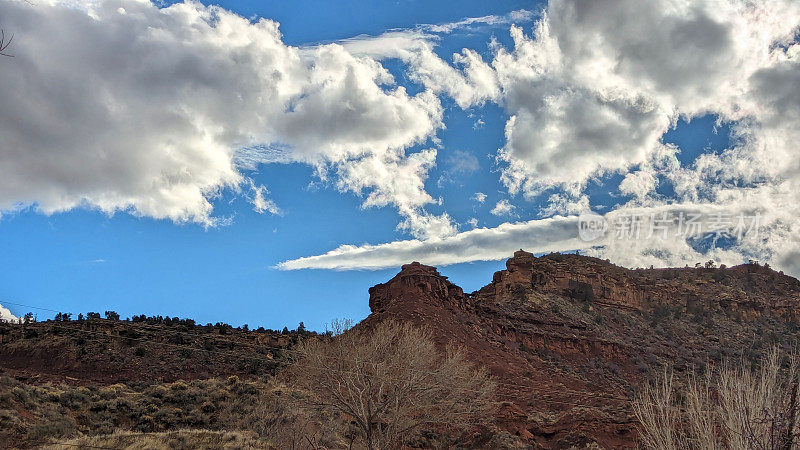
[
  {"x1": 0, "y1": 0, "x2": 535, "y2": 329},
  {"x1": 1, "y1": 0, "x2": 799, "y2": 329}
]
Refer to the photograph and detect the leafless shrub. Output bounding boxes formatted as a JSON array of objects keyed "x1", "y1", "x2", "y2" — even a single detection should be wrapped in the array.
[
  {"x1": 634, "y1": 348, "x2": 800, "y2": 449},
  {"x1": 292, "y1": 320, "x2": 497, "y2": 449},
  {"x1": 253, "y1": 383, "x2": 343, "y2": 450},
  {"x1": 324, "y1": 318, "x2": 353, "y2": 336},
  {"x1": 634, "y1": 370, "x2": 683, "y2": 449}
]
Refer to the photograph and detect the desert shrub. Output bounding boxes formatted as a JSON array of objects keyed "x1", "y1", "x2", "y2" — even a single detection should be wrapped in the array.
[
  {"x1": 58, "y1": 390, "x2": 88, "y2": 409},
  {"x1": 26, "y1": 409, "x2": 76, "y2": 442},
  {"x1": 27, "y1": 422, "x2": 68, "y2": 441},
  {"x1": 0, "y1": 375, "x2": 302, "y2": 447}
]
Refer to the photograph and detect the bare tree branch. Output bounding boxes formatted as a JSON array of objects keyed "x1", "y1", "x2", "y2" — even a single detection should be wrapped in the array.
[
  {"x1": 635, "y1": 348, "x2": 800, "y2": 450},
  {"x1": 292, "y1": 321, "x2": 497, "y2": 449},
  {"x1": 0, "y1": 29, "x2": 14, "y2": 57}
]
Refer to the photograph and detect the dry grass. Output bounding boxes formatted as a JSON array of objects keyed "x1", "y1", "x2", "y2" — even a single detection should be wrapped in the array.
[
  {"x1": 44, "y1": 429, "x2": 271, "y2": 450},
  {"x1": 634, "y1": 348, "x2": 800, "y2": 449}
]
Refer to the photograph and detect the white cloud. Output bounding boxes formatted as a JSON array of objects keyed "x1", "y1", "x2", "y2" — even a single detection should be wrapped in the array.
[
  {"x1": 396, "y1": 210, "x2": 457, "y2": 240},
  {"x1": 278, "y1": 215, "x2": 583, "y2": 270},
  {"x1": 5, "y1": 0, "x2": 800, "y2": 276},
  {"x1": 333, "y1": 148, "x2": 456, "y2": 239},
  {"x1": 437, "y1": 150, "x2": 480, "y2": 188},
  {"x1": 445, "y1": 150, "x2": 480, "y2": 175},
  {"x1": 424, "y1": 9, "x2": 536, "y2": 34},
  {"x1": 334, "y1": 29, "x2": 434, "y2": 60},
  {"x1": 619, "y1": 169, "x2": 658, "y2": 199},
  {"x1": 495, "y1": 76, "x2": 670, "y2": 193},
  {"x1": 0, "y1": 0, "x2": 443, "y2": 231},
  {"x1": 250, "y1": 183, "x2": 282, "y2": 216},
  {"x1": 337, "y1": 9, "x2": 537, "y2": 58},
  {"x1": 338, "y1": 30, "x2": 502, "y2": 109},
  {"x1": 490, "y1": 199, "x2": 516, "y2": 217},
  {"x1": 278, "y1": 200, "x2": 783, "y2": 273},
  {"x1": 472, "y1": 192, "x2": 487, "y2": 204},
  {"x1": 283, "y1": 0, "x2": 800, "y2": 276},
  {"x1": 538, "y1": 193, "x2": 589, "y2": 217},
  {"x1": 490, "y1": 0, "x2": 800, "y2": 196},
  {"x1": 404, "y1": 43, "x2": 501, "y2": 109},
  {"x1": 0, "y1": 304, "x2": 19, "y2": 323}
]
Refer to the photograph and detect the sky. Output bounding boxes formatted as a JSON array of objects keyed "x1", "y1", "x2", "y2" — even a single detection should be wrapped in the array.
[{"x1": 0, "y1": 0, "x2": 799, "y2": 330}]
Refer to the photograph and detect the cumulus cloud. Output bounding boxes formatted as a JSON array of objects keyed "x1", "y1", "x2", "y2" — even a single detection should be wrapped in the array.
[
  {"x1": 619, "y1": 170, "x2": 658, "y2": 199},
  {"x1": 538, "y1": 193, "x2": 590, "y2": 217},
  {"x1": 332, "y1": 147, "x2": 456, "y2": 239},
  {"x1": 495, "y1": 74, "x2": 670, "y2": 193},
  {"x1": 284, "y1": 0, "x2": 800, "y2": 275},
  {"x1": 5, "y1": 0, "x2": 800, "y2": 275},
  {"x1": 0, "y1": 304, "x2": 19, "y2": 323},
  {"x1": 404, "y1": 44, "x2": 501, "y2": 109},
  {"x1": 338, "y1": 29, "x2": 503, "y2": 109},
  {"x1": 0, "y1": 0, "x2": 443, "y2": 231},
  {"x1": 472, "y1": 192, "x2": 487, "y2": 204},
  {"x1": 492, "y1": 0, "x2": 800, "y2": 194}
]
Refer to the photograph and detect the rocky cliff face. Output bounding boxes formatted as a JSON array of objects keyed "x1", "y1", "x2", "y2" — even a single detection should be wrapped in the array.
[
  {"x1": 362, "y1": 251, "x2": 800, "y2": 448},
  {"x1": 473, "y1": 250, "x2": 800, "y2": 319},
  {"x1": 368, "y1": 262, "x2": 467, "y2": 313}
]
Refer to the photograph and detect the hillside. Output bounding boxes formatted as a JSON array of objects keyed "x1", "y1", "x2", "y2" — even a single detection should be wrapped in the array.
[
  {"x1": 3, "y1": 251, "x2": 800, "y2": 448},
  {"x1": 362, "y1": 251, "x2": 800, "y2": 448},
  {"x1": 0, "y1": 318, "x2": 302, "y2": 385},
  {"x1": 0, "y1": 320, "x2": 305, "y2": 448}
]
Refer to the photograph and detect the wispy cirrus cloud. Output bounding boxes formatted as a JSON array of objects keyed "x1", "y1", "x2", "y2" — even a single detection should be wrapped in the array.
[
  {"x1": 490, "y1": 199, "x2": 516, "y2": 217},
  {"x1": 278, "y1": 214, "x2": 582, "y2": 270},
  {"x1": 278, "y1": 200, "x2": 778, "y2": 272},
  {"x1": 424, "y1": 9, "x2": 536, "y2": 34}
]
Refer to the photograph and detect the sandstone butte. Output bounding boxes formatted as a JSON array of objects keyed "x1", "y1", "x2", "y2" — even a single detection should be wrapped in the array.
[{"x1": 360, "y1": 250, "x2": 800, "y2": 448}]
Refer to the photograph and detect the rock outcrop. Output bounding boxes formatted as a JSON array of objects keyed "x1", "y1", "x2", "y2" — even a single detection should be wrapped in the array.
[
  {"x1": 362, "y1": 251, "x2": 800, "y2": 448},
  {"x1": 368, "y1": 262, "x2": 467, "y2": 313},
  {"x1": 472, "y1": 250, "x2": 800, "y2": 318}
]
